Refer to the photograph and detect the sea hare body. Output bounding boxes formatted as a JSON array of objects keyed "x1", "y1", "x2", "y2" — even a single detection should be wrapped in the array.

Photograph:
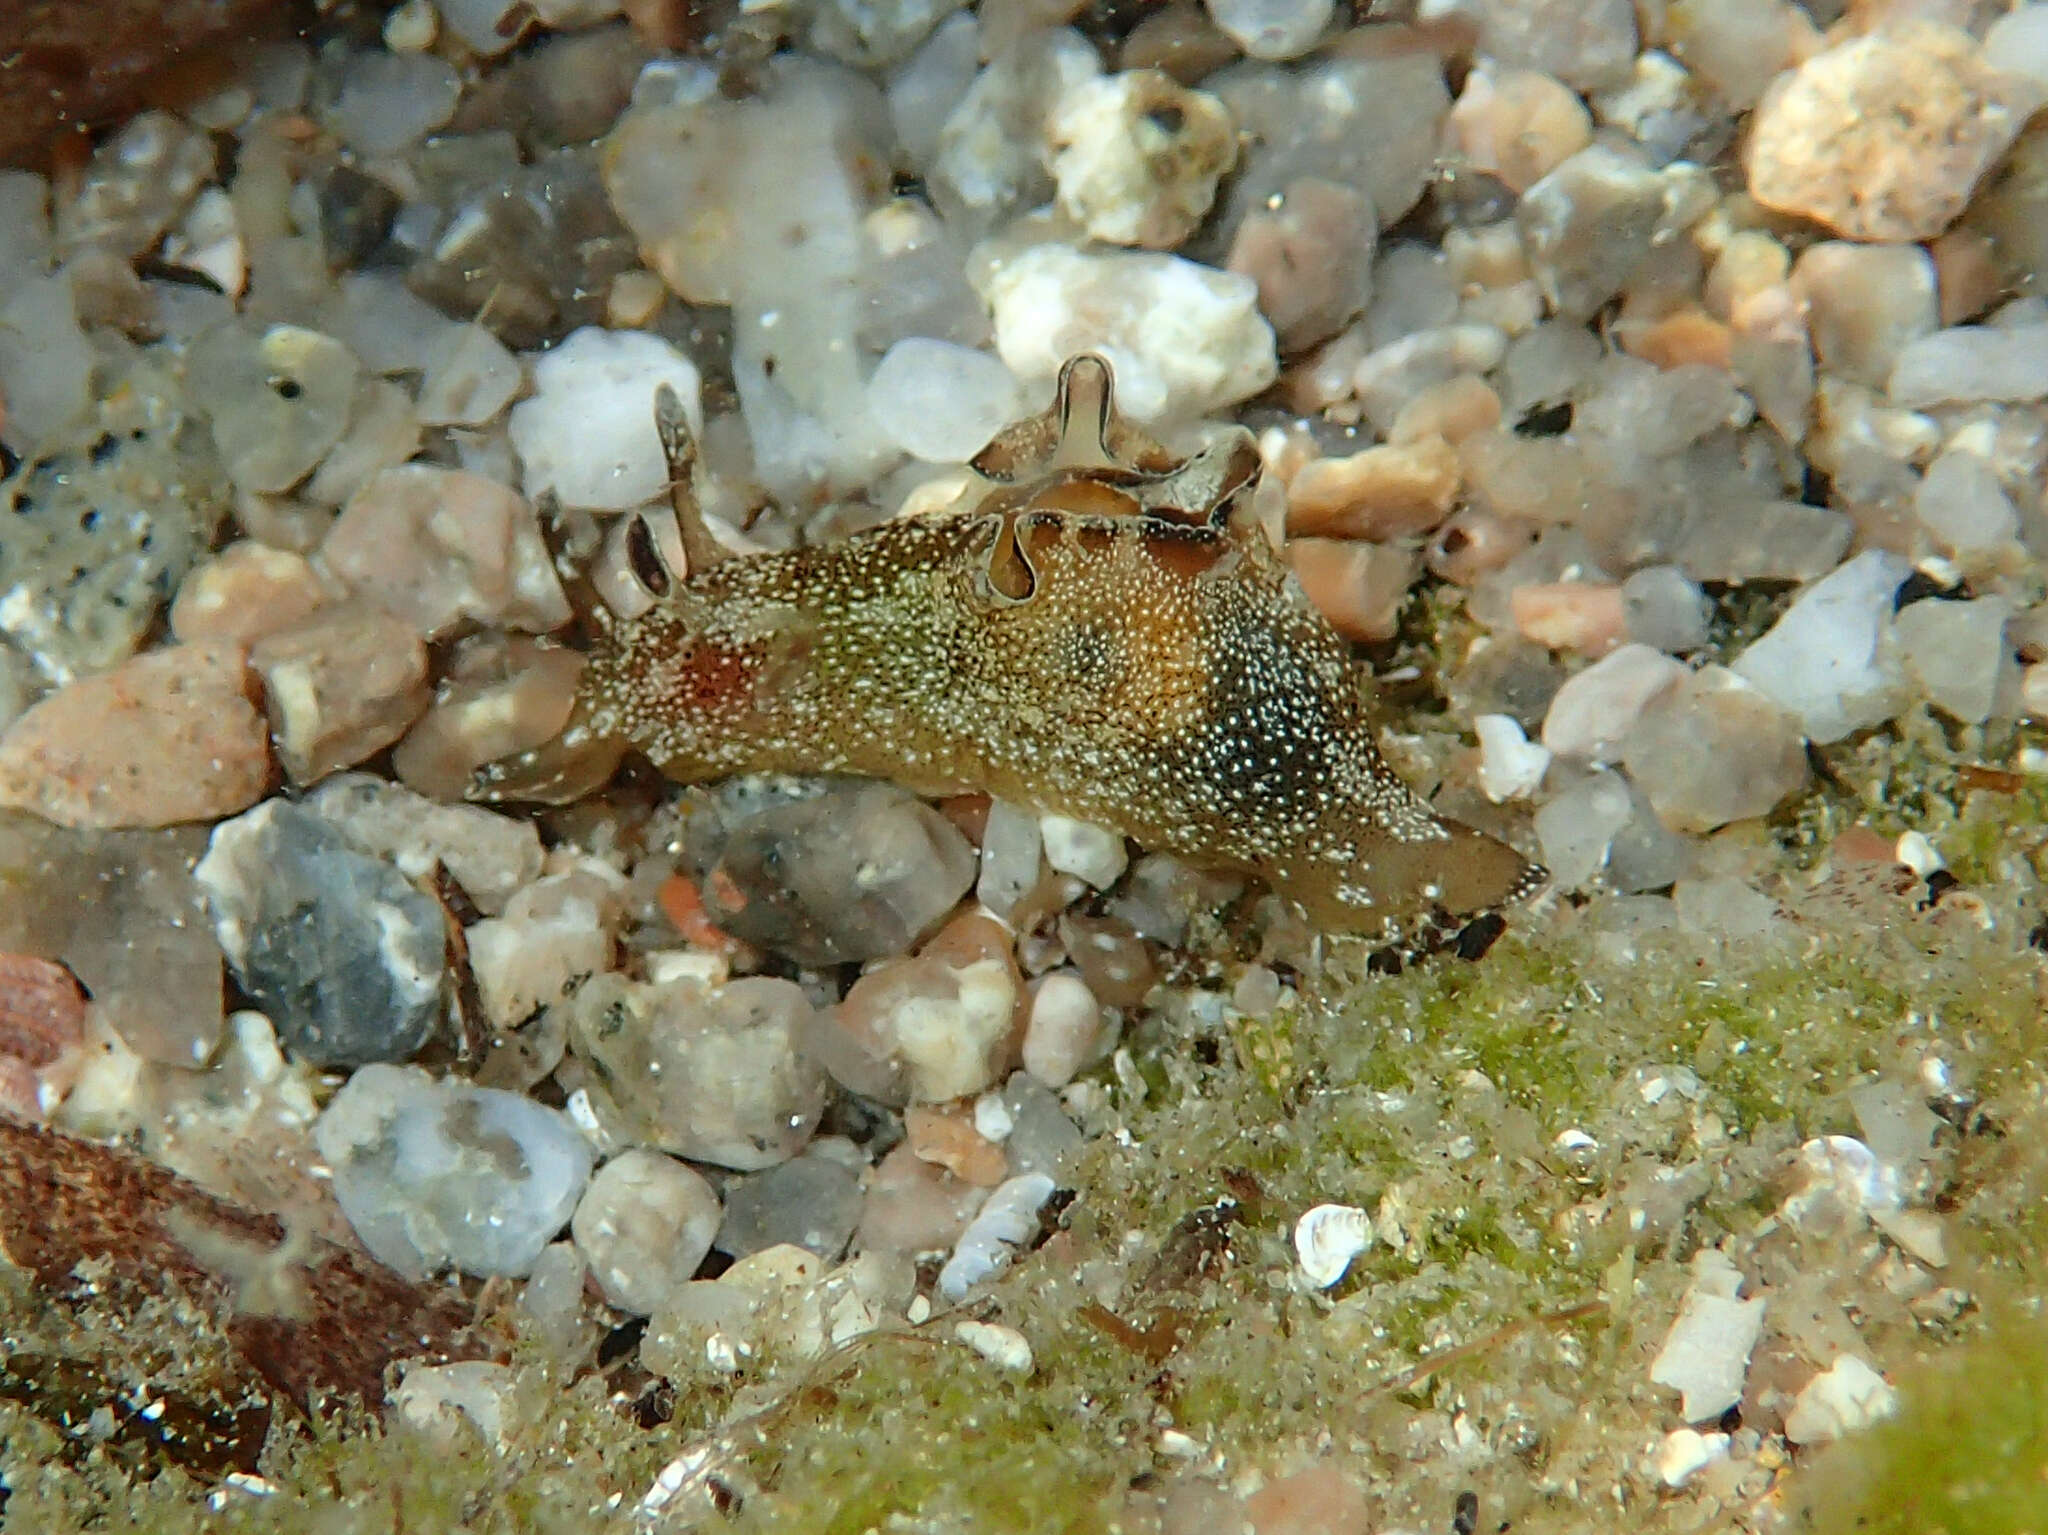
[{"x1": 476, "y1": 357, "x2": 1544, "y2": 948}]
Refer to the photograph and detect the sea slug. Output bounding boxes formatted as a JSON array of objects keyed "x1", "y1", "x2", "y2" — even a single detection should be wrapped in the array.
[{"x1": 474, "y1": 355, "x2": 1545, "y2": 952}]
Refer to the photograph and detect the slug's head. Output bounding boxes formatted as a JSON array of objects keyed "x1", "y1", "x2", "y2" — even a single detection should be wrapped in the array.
[{"x1": 970, "y1": 354, "x2": 1264, "y2": 531}]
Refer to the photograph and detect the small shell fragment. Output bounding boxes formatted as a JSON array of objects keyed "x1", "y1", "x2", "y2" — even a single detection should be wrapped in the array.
[
  {"x1": 1292, "y1": 1202, "x2": 1374, "y2": 1289},
  {"x1": 954, "y1": 1319, "x2": 1034, "y2": 1373}
]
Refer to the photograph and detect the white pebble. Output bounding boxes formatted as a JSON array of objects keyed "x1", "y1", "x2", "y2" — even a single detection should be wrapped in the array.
[
  {"x1": 1894, "y1": 830, "x2": 1943, "y2": 879},
  {"x1": 571, "y1": 1149, "x2": 722, "y2": 1316},
  {"x1": 1655, "y1": 1428, "x2": 1730, "y2": 1489},
  {"x1": 1784, "y1": 1356, "x2": 1899, "y2": 1446},
  {"x1": 1648, "y1": 1255, "x2": 1765, "y2": 1423},
  {"x1": 954, "y1": 1319, "x2": 1034, "y2": 1372},
  {"x1": 976, "y1": 798, "x2": 1043, "y2": 920},
  {"x1": 1889, "y1": 324, "x2": 2048, "y2": 409},
  {"x1": 980, "y1": 243, "x2": 1277, "y2": 423},
  {"x1": 1541, "y1": 645, "x2": 1686, "y2": 763},
  {"x1": 1021, "y1": 971, "x2": 1105, "y2": 1090},
  {"x1": 866, "y1": 338, "x2": 1023, "y2": 463},
  {"x1": 1894, "y1": 595, "x2": 2016, "y2": 725},
  {"x1": 509, "y1": 327, "x2": 703, "y2": 511},
  {"x1": 1532, "y1": 769, "x2": 1633, "y2": 889},
  {"x1": 1731, "y1": 550, "x2": 1909, "y2": 744},
  {"x1": 1292, "y1": 1203, "x2": 1373, "y2": 1289},
  {"x1": 1039, "y1": 814, "x2": 1128, "y2": 888},
  {"x1": 1205, "y1": 0, "x2": 1333, "y2": 59},
  {"x1": 1985, "y1": 5, "x2": 2048, "y2": 97},
  {"x1": 1473, "y1": 713, "x2": 1551, "y2": 802}
]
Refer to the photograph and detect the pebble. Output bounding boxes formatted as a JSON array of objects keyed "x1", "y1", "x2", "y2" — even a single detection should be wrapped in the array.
[
  {"x1": 1225, "y1": 176, "x2": 1376, "y2": 351},
  {"x1": 391, "y1": 1362, "x2": 518, "y2": 1454},
  {"x1": 1540, "y1": 644, "x2": 1686, "y2": 764},
  {"x1": 981, "y1": 244, "x2": 1278, "y2": 423},
  {"x1": 1531, "y1": 769, "x2": 1634, "y2": 889},
  {"x1": 937, "y1": 1170, "x2": 1056, "y2": 1301},
  {"x1": 1417, "y1": 0, "x2": 1637, "y2": 90},
  {"x1": 905, "y1": 1103, "x2": 1009, "y2": 1186},
  {"x1": 976, "y1": 798, "x2": 1043, "y2": 921},
  {"x1": 1038, "y1": 814, "x2": 1127, "y2": 890},
  {"x1": 0, "y1": 952, "x2": 87, "y2": 1119},
  {"x1": 1648, "y1": 1252, "x2": 1766, "y2": 1422},
  {"x1": 700, "y1": 781, "x2": 977, "y2": 965},
  {"x1": 196, "y1": 799, "x2": 445, "y2": 1067},
  {"x1": 1058, "y1": 914, "x2": 1156, "y2": 1008},
  {"x1": 567, "y1": 971, "x2": 826, "y2": 1170},
  {"x1": 1987, "y1": 4, "x2": 2048, "y2": 93},
  {"x1": 1203, "y1": 0, "x2": 1328, "y2": 59},
  {"x1": 1621, "y1": 566, "x2": 1711, "y2": 654},
  {"x1": 0, "y1": 643, "x2": 270, "y2": 830},
  {"x1": 1888, "y1": 321, "x2": 2048, "y2": 409},
  {"x1": 1731, "y1": 550, "x2": 1909, "y2": 744},
  {"x1": 1517, "y1": 145, "x2": 1688, "y2": 321},
  {"x1": 1783, "y1": 1356, "x2": 1900, "y2": 1447},
  {"x1": 322, "y1": 465, "x2": 571, "y2": 640},
  {"x1": 1511, "y1": 581, "x2": 1626, "y2": 656},
  {"x1": 1791, "y1": 242, "x2": 1938, "y2": 390},
  {"x1": 1241, "y1": 1464, "x2": 1372, "y2": 1535},
  {"x1": 0, "y1": 271, "x2": 91, "y2": 452},
  {"x1": 315, "y1": 1062, "x2": 593, "y2": 1281},
  {"x1": 929, "y1": 31, "x2": 1099, "y2": 235},
  {"x1": 1046, "y1": 70, "x2": 1236, "y2": 248},
  {"x1": 1388, "y1": 375, "x2": 1501, "y2": 447},
  {"x1": 866, "y1": 339, "x2": 1023, "y2": 463},
  {"x1": 1894, "y1": 596, "x2": 2015, "y2": 724},
  {"x1": 1744, "y1": 23, "x2": 2029, "y2": 243},
  {"x1": 1917, "y1": 449, "x2": 2020, "y2": 561},
  {"x1": 1622, "y1": 667, "x2": 1808, "y2": 833},
  {"x1": 0, "y1": 822, "x2": 224, "y2": 1068},
  {"x1": 716, "y1": 1140, "x2": 866, "y2": 1259},
  {"x1": 855, "y1": 1141, "x2": 990, "y2": 1258},
  {"x1": 1655, "y1": 1428, "x2": 1731, "y2": 1490},
  {"x1": 319, "y1": 48, "x2": 462, "y2": 157},
  {"x1": 571, "y1": 1149, "x2": 722, "y2": 1316},
  {"x1": 825, "y1": 911, "x2": 1022, "y2": 1103},
  {"x1": 1447, "y1": 65, "x2": 1592, "y2": 194},
  {"x1": 1020, "y1": 970, "x2": 1105, "y2": 1090},
  {"x1": 250, "y1": 601, "x2": 431, "y2": 786},
  {"x1": 1474, "y1": 714, "x2": 1552, "y2": 803},
  {"x1": 810, "y1": 0, "x2": 964, "y2": 66},
  {"x1": 519, "y1": 1242, "x2": 593, "y2": 1363},
  {"x1": 508, "y1": 326, "x2": 703, "y2": 511},
  {"x1": 186, "y1": 323, "x2": 360, "y2": 495},
  {"x1": 1284, "y1": 436, "x2": 1460, "y2": 541},
  {"x1": 416, "y1": 323, "x2": 523, "y2": 428},
  {"x1": 1671, "y1": 876, "x2": 1784, "y2": 945},
  {"x1": 392, "y1": 638, "x2": 586, "y2": 802},
  {"x1": 303, "y1": 773, "x2": 543, "y2": 916},
  {"x1": 170, "y1": 542, "x2": 334, "y2": 647},
  {"x1": 466, "y1": 862, "x2": 620, "y2": 1028},
  {"x1": 1668, "y1": 499, "x2": 1852, "y2": 587},
  {"x1": 1286, "y1": 539, "x2": 1418, "y2": 644}
]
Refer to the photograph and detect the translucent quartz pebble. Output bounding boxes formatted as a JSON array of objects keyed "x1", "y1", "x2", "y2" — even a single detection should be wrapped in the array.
[{"x1": 315, "y1": 1063, "x2": 593, "y2": 1280}]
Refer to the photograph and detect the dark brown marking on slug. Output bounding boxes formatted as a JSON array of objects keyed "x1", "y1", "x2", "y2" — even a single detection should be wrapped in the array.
[{"x1": 475, "y1": 355, "x2": 1547, "y2": 951}]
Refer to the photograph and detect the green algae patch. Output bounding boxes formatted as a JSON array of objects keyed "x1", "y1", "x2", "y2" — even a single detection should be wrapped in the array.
[{"x1": 1792, "y1": 1310, "x2": 2048, "y2": 1535}]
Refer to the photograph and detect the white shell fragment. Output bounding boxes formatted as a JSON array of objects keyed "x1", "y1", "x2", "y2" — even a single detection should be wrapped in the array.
[
  {"x1": 954, "y1": 1318, "x2": 1035, "y2": 1373},
  {"x1": 937, "y1": 1172, "x2": 1057, "y2": 1301},
  {"x1": 1292, "y1": 1202, "x2": 1374, "y2": 1289}
]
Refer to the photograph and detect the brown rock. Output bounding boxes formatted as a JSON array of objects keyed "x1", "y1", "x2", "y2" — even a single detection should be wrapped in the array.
[
  {"x1": 0, "y1": 952, "x2": 86, "y2": 1119},
  {"x1": 0, "y1": 643, "x2": 269, "y2": 828},
  {"x1": 853, "y1": 1141, "x2": 988, "y2": 1258},
  {"x1": 1744, "y1": 23, "x2": 2031, "y2": 242},
  {"x1": 1426, "y1": 506, "x2": 1537, "y2": 585},
  {"x1": 1446, "y1": 64, "x2": 1592, "y2": 193},
  {"x1": 1387, "y1": 375, "x2": 1501, "y2": 447},
  {"x1": 1285, "y1": 435, "x2": 1462, "y2": 540},
  {"x1": 321, "y1": 464, "x2": 571, "y2": 640},
  {"x1": 251, "y1": 601, "x2": 431, "y2": 786},
  {"x1": 1622, "y1": 307, "x2": 1734, "y2": 371},
  {"x1": 1226, "y1": 177, "x2": 1377, "y2": 352},
  {"x1": 904, "y1": 1104, "x2": 1010, "y2": 1186},
  {"x1": 170, "y1": 540, "x2": 335, "y2": 647},
  {"x1": 1287, "y1": 538, "x2": 1419, "y2": 642},
  {"x1": 1511, "y1": 580, "x2": 1627, "y2": 655}
]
